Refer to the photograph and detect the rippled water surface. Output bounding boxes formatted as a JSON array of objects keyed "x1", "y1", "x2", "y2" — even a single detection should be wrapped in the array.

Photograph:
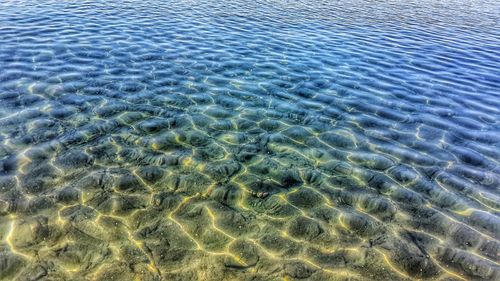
[{"x1": 0, "y1": 0, "x2": 499, "y2": 280}]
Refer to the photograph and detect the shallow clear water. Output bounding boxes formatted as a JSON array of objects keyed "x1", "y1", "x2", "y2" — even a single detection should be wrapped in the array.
[{"x1": 0, "y1": 0, "x2": 499, "y2": 280}]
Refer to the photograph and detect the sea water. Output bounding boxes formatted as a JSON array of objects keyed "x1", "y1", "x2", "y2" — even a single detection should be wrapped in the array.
[{"x1": 0, "y1": 0, "x2": 499, "y2": 280}]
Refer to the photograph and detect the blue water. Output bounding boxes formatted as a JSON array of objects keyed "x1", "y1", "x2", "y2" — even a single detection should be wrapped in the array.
[{"x1": 0, "y1": 0, "x2": 499, "y2": 280}]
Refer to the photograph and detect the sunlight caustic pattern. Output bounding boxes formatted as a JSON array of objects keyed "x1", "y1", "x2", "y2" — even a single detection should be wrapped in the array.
[{"x1": 0, "y1": 0, "x2": 499, "y2": 280}]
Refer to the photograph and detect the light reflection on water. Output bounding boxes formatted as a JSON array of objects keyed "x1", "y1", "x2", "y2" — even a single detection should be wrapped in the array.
[{"x1": 0, "y1": 0, "x2": 499, "y2": 280}]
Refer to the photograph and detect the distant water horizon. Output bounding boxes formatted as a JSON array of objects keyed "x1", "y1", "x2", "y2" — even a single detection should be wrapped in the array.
[{"x1": 0, "y1": 0, "x2": 499, "y2": 280}]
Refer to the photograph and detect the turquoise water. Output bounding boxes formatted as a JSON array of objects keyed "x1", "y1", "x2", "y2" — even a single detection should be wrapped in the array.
[{"x1": 0, "y1": 0, "x2": 499, "y2": 280}]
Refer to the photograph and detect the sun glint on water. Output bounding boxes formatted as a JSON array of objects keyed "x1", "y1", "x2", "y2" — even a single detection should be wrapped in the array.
[{"x1": 0, "y1": 0, "x2": 499, "y2": 280}]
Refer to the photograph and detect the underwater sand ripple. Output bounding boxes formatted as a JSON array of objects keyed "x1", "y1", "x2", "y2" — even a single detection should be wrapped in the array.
[{"x1": 0, "y1": 0, "x2": 499, "y2": 280}]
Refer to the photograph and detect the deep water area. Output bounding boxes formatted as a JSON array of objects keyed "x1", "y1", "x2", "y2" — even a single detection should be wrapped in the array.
[{"x1": 0, "y1": 0, "x2": 499, "y2": 280}]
